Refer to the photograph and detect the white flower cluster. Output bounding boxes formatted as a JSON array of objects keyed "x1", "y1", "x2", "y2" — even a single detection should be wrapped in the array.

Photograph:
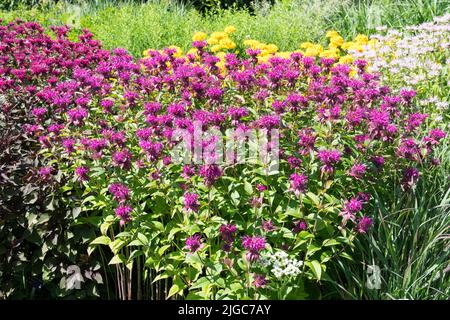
[
  {"x1": 259, "y1": 250, "x2": 304, "y2": 279},
  {"x1": 350, "y1": 14, "x2": 450, "y2": 95}
]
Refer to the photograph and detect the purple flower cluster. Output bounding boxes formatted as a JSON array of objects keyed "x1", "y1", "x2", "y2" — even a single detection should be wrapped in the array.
[
  {"x1": 242, "y1": 235, "x2": 266, "y2": 262},
  {"x1": 219, "y1": 224, "x2": 237, "y2": 251},
  {"x1": 289, "y1": 173, "x2": 308, "y2": 196},
  {"x1": 185, "y1": 234, "x2": 202, "y2": 253},
  {"x1": 184, "y1": 192, "x2": 200, "y2": 213}
]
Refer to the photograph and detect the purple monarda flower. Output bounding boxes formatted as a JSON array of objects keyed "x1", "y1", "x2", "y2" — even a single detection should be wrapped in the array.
[
  {"x1": 287, "y1": 156, "x2": 302, "y2": 169},
  {"x1": 355, "y1": 216, "x2": 373, "y2": 234},
  {"x1": 423, "y1": 129, "x2": 446, "y2": 147},
  {"x1": 199, "y1": 164, "x2": 222, "y2": 187},
  {"x1": 219, "y1": 223, "x2": 237, "y2": 251},
  {"x1": 348, "y1": 162, "x2": 367, "y2": 179},
  {"x1": 317, "y1": 149, "x2": 341, "y2": 165},
  {"x1": 397, "y1": 138, "x2": 420, "y2": 161},
  {"x1": 402, "y1": 167, "x2": 420, "y2": 191},
  {"x1": 256, "y1": 184, "x2": 267, "y2": 192},
  {"x1": 407, "y1": 113, "x2": 428, "y2": 131},
  {"x1": 184, "y1": 192, "x2": 200, "y2": 213},
  {"x1": 31, "y1": 107, "x2": 47, "y2": 121},
  {"x1": 100, "y1": 99, "x2": 114, "y2": 113},
  {"x1": 340, "y1": 197, "x2": 364, "y2": 223},
  {"x1": 370, "y1": 156, "x2": 385, "y2": 169},
  {"x1": 38, "y1": 166, "x2": 53, "y2": 180},
  {"x1": 182, "y1": 165, "x2": 196, "y2": 179},
  {"x1": 112, "y1": 149, "x2": 132, "y2": 170},
  {"x1": 400, "y1": 89, "x2": 416, "y2": 103},
  {"x1": 139, "y1": 140, "x2": 163, "y2": 161},
  {"x1": 185, "y1": 234, "x2": 202, "y2": 253},
  {"x1": 289, "y1": 173, "x2": 308, "y2": 196},
  {"x1": 62, "y1": 138, "x2": 76, "y2": 153},
  {"x1": 67, "y1": 107, "x2": 88, "y2": 126},
  {"x1": 262, "y1": 220, "x2": 277, "y2": 232},
  {"x1": 115, "y1": 204, "x2": 132, "y2": 225},
  {"x1": 253, "y1": 274, "x2": 268, "y2": 288},
  {"x1": 75, "y1": 166, "x2": 89, "y2": 181},
  {"x1": 228, "y1": 107, "x2": 248, "y2": 122},
  {"x1": 108, "y1": 183, "x2": 130, "y2": 203},
  {"x1": 297, "y1": 129, "x2": 316, "y2": 154},
  {"x1": 242, "y1": 235, "x2": 266, "y2": 262},
  {"x1": 250, "y1": 195, "x2": 263, "y2": 208},
  {"x1": 257, "y1": 115, "x2": 280, "y2": 130},
  {"x1": 293, "y1": 220, "x2": 308, "y2": 233}
]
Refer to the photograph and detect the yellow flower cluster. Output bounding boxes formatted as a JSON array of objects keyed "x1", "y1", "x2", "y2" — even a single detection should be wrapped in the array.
[
  {"x1": 142, "y1": 45, "x2": 183, "y2": 58},
  {"x1": 205, "y1": 26, "x2": 237, "y2": 53},
  {"x1": 243, "y1": 39, "x2": 298, "y2": 63},
  {"x1": 298, "y1": 30, "x2": 375, "y2": 65},
  {"x1": 142, "y1": 26, "x2": 377, "y2": 74}
]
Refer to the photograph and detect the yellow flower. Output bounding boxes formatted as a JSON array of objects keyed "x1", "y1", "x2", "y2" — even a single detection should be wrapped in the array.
[
  {"x1": 244, "y1": 39, "x2": 261, "y2": 48},
  {"x1": 211, "y1": 31, "x2": 226, "y2": 41},
  {"x1": 224, "y1": 25, "x2": 237, "y2": 34},
  {"x1": 187, "y1": 48, "x2": 198, "y2": 56},
  {"x1": 210, "y1": 44, "x2": 223, "y2": 53},
  {"x1": 215, "y1": 51, "x2": 227, "y2": 70},
  {"x1": 300, "y1": 42, "x2": 314, "y2": 49},
  {"x1": 341, "y1": 41, "x2": 354, "y2": 50},
  {"x1": 192, "y1": 31, "x2": 207, "y2": 41},
  {"x1": 275, "y1": 51, "x2": 291, "y2": 59},
  {"x1": 339, "y1": 54, "x2": 353, "y2": 64},
  {"x1": 319, "y1": 48, "x2": 340, "y2": 59},
  {"x1": 220, "y1": 38, "x2": 236, "y2": 50},
  {"x1": 168, "y1": 45, "x2": 183, "y2": 58},
  {"x1": 265, "y1": 43, "x2": 279, "y2": 54},
  {"x1": 304, "y1": 44, "x2": 323, "y2": 57},
  {"x1": 207, "y1": 37, "x2": 219, "y2": 45},
  {"x1": 258, "y1": 54, "x2": 271, "y2": 63},
  {"x1": 368, "y1": 39, "x2": 378, "y2": 47},
  {"x1": 355, "y1": 34, "x2": 369, "y2": 44},
  {"x1": 329, "y1": 35, "x2": 344, "y2": 47},
  {"x1": 326, "y1": 30, "x2": 340, "y2": 38}
]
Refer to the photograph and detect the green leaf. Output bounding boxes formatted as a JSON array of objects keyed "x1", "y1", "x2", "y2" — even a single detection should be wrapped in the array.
[
  {"x1": 306, "y1": 244, "x2": 321, "y2": 257},
  {"x1": 167, "y1": 277, "x2": 185, "y2": 299},
  {"x1": 152, "y1": 221, "x2": 164, "y2": 231},
  {"x1": 306, "y1": 192, "x2": 321, "y2": 207},
  {"x1": 100, "y1": 217, "x2": 114, "y2": 235},
  {"x1": 230, "y1": 190, "x2": 240, "y2": 206},
  {"x1": 322, "y1": 239, "x2": 340, "y2": 247},
  {"x1": 158, "y1": 245, "x2": 171, "y2": 257},
  {"x1": 190, "y1": 276, "x2": 212, "y2": 290},
  {"x1": 152, "y1": 273, "x2": 169, "y2": 283},
  {"x1": 167, "y1": 283, "x2": 181, "y2": 299},
  {"x1": 137, "y1": 233, "x2": 149, "y2": 246},
  {"x1": 109, "y1": 239, "x2": 126, "y2": 255},
  {"x1": 307, "y1": 260, "x2": 322, "y2": 280},
  {"x1": 109, "y1": 254, "x2": 126, "y2": 265},
  {"x1": 244, "y1": 180, "x2": 253, "y2": 195},
  {"x1": 90, "y1": 236, "x2": 111, "y2": 246}
]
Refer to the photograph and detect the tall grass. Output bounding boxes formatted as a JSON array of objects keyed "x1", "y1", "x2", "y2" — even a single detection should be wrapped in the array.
[
  {"x1": 327, "y1": 143, "x2": 450, "y2": 300},
  {"x1": 325, "y1": 0, "x2": 450, "y2": 39}
]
